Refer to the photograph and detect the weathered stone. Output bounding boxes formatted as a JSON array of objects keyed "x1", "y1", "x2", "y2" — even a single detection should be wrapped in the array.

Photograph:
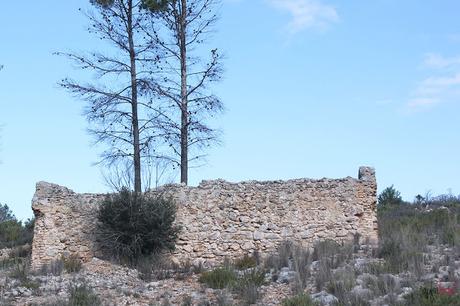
[
  {"x1": 31, "y1": 167, "x2": 378, "y2": 269},
  {"x1": 241, "y1": 241, "x2": 255, "y2": 251},
  {"x1": 253, "y1": 231, "x2": 264, "y2": 241},
  {"x1": 277, "y1": 267, "x2": 296, "y2": 284},
  {"x1": 311, "y1": 291, "x2": 339, "y2": 305}
]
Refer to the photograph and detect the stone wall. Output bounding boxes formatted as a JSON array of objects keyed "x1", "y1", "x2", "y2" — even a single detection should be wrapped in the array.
[{"x1": 31, "y1": 167, "x2": 378, "y2": 269}]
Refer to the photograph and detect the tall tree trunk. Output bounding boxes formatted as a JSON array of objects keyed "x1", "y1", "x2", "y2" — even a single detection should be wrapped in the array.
[
  {"x1": 127, "y1": 0, "x2": 142, "y2": 193},
  {"x1": 179, "y1": 0, "x2": 188, "y2": 185}
]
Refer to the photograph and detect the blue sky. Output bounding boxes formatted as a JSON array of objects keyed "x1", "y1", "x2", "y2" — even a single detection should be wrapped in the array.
[{"x1": 1, "y1": 0, "x2": 460, "y2": 220}]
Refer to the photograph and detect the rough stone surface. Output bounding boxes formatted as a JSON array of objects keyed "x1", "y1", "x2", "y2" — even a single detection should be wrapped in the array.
[
  {"x1": 311, "y1": 291, "x2": 339, "y2": 305},
  {"x1": 31, "y1": 167, "x2": 377, "y2": 269}
]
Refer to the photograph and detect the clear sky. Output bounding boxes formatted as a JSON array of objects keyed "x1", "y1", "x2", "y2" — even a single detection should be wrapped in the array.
[{"x1": 1, "y1": 0, "x2": 459, "y2": 221}]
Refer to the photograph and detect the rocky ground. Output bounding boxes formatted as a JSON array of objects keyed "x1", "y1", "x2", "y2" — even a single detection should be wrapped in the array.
[
  {"x1": 1, "y1": 202, "x2": 460, "y2": 305},
  {"x1": 0, "y1": 238, "x2": 459, "y2": 306}
]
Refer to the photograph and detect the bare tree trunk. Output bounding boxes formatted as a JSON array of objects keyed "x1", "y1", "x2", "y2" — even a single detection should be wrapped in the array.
[
  {"x1": 127, "y1": 0, "x2": 142, "y2": 193},
  {"x1": 179, "y1": 0, "x2": 188, "y2": 185}
]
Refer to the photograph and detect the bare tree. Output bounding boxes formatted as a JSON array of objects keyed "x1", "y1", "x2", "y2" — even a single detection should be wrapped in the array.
[
  {"x1": 102, "y1": 154, "x2": 176, "y2": 191},
  {"x1": 58, "y1": 0, "x2": 168, "y2": 192},
  {"x1": 144, "y1": 0, "x2": 224, "y2": 185}
]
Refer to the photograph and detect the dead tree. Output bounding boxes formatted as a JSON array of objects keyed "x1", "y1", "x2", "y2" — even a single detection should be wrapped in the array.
[
  {"x1": 144, "y1": 0, "x2": 223, "y2": 185},
  {"x1": 58, "y1": 0, "x2": 168, "y2": 192}
]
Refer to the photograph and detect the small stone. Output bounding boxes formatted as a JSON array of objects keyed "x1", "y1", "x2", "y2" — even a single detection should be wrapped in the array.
[
  {"x1": 277, "y1": 267, "x2": 296, "y2": 284},
  {"x1": 311, "y1": 291, "x2": 339, "y2": 306},
  {"x1": 253, "y1": 231, "x2": 264, "y2": 240},
  {"x1": 241, "y1": 241, "x2": 255, "y2": 250}
]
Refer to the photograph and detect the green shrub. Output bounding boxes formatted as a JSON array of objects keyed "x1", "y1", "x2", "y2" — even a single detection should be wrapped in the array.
[
  {"x1": 8, "y1": 244, "x2": 32, "y2": 259},
  {"x1": 234, "y1": 254, "x2": 257, "y2": 270},
  {"x1": 9, "y1": 259, "x2": 40, "y2": 290},
  {"x1": 291, "y1": 244, "x2": 312, "y2": 294},
  {"x1": 37, "y1": 258, "x2": 64, "y2": 276},
  {"x1": 9, "y1": 259, "x2": 29, "y2": 282},
  {"x1": 67, "y1": 282, "x2": 102, "y2": 306},
  {"x1": 199, "y1": 266, "x2": 237, "y2": 289},
  {"x1": 233, "y1": 269, "x2": 266, "y2": 305},
  {"x1": 263, "y1": 241, "x2": 312, "y2": 293},
  {"x1": 326, "y1": 267, "x2": 357, "y2": 302},
  {"x1": 63, "y1": 255, "x2": 82, "y2": 273},
  {"x1": 0, "y1": 205, "x2": 34, "y2": 249},
  {"x1": 377, "y1": 202, "x2": 460, "y2": 276},
  {"x1": 0, "y1": 257, "x2": 20, "y2": 270},
  {"x1": 136, "y1": 255, "x2": 174, "y2": 281},
  {"x1": 312, "y1": 240, "x2": 352, "y2": 268},
  {"x1": 282, "y1": 293, "x2": 317, "y2": 306},
  {"x1": 97, "y1": 188, "x2": 180, "y2": 264},
  {"x1": 312, "y1": 239, "x2": 353, "y2": 291},
  {"x1": 200, "y1": 263, "x2": 265, "y2": 304},
  {"x1": 405, "y1": 286, "x2": 460, "y2": 306}
]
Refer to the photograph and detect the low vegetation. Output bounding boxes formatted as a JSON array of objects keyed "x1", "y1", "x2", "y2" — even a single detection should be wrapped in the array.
[
  {"x1": 65, "y1": 282, "x2": 102, "y2": 306},
  {"x1": 97, "y1": 188, "x2": 181, "y2": 265},
  {"x1": 63, "y1": 254, "x2": 83, "y2": 273},
  {"x1": 199, "y1": 257, "x2": 266, "y2": 305},
  {"x1": 282, "y1": 293, "x2": 318, "y2": 306},
  {"x1": 199, "y1": 265, "x2": 238, "y2": 289},
  {"x1": 377, "y1": 192, "x2": 460, "y2": 276},
  {"x1": 0, "y1": 187, "x2": 459, "y2": 305},
  {"x1": 405, "y1": 286, "x2": 460, "y2": 306}
]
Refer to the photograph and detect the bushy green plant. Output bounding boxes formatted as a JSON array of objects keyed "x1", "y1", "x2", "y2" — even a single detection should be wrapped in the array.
[
  {"x1": 312, "y1": 239, "x2": 352, "y2": 268},
  {"x1": 200, "y1": 263, "x2": 267, "y2": 305},
  {"x1": 0, "y1": 205, "x2": 34, "y2": 248},
  {"x1": 37, "y1": 258, "x2": 64, "y2": 276},
  {"x1": 282, "y1": 293, "x2": 317, "y2": 306},
  {"x1": 63, "y1": 255, "x2": 82, "y2": 273},
  {"x1": 234, "y1": 254, "x2": 257, "y2": 270},
  {"x1": 137, "y1": 255, "x2": 176, "y2": 281},
  {"x1": 405, "y1": 286, "x2": 460, "y2": 306},
  {"x1": 67, "y1": 282, "x2": 102, "y2": 306},
  {"x1": 9, "y1": 259, "x2": 29, "y2": 282},
  {"x1": 291, "y1": 245, "x2": 312, "y2": 294},
  {"x1": 326, "y1": 267, "x2": 357, "y2": 302},
  {"x1": 9, "y1": 259, "x2": 40, "y2": 290},
  {"x1": 378, "y1": 185, "x2": 404, "y2": 207},
  {"x1": 9, "y1": 244, "x2": 32, "y2": 258},
  {"x1": 377, "y1": 201, "x2": 460, "y2": 275},
  {"x1": 233, "y1": 269, "x2": 266, "y2": 305},
  {"x1": 199, "y1": 266, "x2": 237, "y2": 289},
  {"x1": 97, "y1": 188, "x2": 180, "y2": 264}
]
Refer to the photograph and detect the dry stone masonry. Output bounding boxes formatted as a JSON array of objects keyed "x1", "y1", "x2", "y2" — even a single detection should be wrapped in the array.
[{"x1": 31, "y1": 167, "x2": 378, "y2": 269}]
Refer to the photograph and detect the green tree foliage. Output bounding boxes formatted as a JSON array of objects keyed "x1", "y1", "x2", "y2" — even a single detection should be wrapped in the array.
[
  {"x1": 378, "y1": 185, "x2": 404, "y2": 207},
  {"x1": 97, "y1": 189, "x2": 180, "y2": 264},
  {"x1": 0, "y1": 204, "x2": 15, "y2": 222},
  {"x1": 0, "y1": 204, "x2": 34, "y2": 248},
  {"x1": 91, "y1": 0, "x2": 169, "y2": 10},
  {"x1": 141, "y1": 0, "x2": 169, "y2": 10},
  {"x1": 60, "y1": 0, "x2": 173, "y2": 193},
  {"x1": 144, "y1": 0, "x2": 224, "y2": 185}
]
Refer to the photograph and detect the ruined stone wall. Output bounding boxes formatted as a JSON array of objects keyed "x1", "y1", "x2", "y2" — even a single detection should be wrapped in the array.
[{"x1": 31, "y1": 167, "x2": 378, "y2": 268}]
